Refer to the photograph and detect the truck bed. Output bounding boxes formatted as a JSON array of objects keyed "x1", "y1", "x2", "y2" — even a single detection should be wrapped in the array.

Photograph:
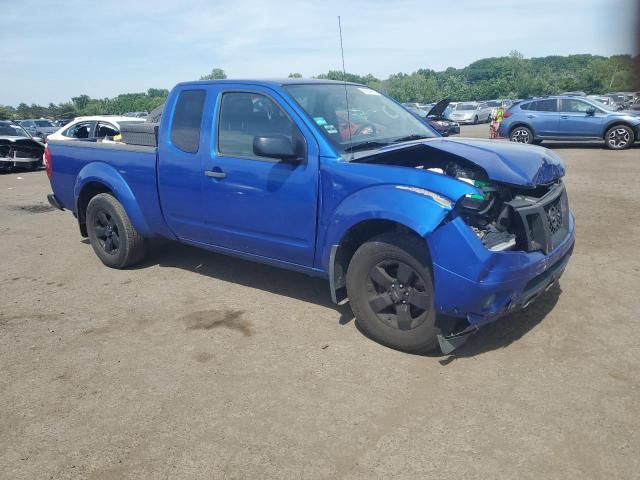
[{"x1": 48, "y1": 140, "x2": 166, "y2": 236}]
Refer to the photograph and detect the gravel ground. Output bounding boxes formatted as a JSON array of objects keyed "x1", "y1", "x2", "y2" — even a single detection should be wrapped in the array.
[{"x1": 1, "y1": 125, "x2": 639, "y2": 479}]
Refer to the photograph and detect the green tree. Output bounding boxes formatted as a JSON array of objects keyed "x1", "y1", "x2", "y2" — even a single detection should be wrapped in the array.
[
  {"x1": 200, "y1": 68, "x2": 227, "y2": 80},
  {"x1": 288, "y1": 72, "x2": 302, "y2": 78}
]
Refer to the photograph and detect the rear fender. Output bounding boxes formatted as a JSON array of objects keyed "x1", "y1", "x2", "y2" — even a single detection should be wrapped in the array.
[
  {"x1": 318, "y1": 184, "x2": 455, "y2": 272},
  {"x1": 74, "y1": 162, "x2": 152, "y2": 236}
]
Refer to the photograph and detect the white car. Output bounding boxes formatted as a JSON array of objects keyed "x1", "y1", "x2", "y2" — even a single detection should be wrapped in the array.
[
  {"x1": 448, "y1": 102, "x2": 493, "y2": 124},
  {"x1": 46, "y1": 116, "x2": 145, "y2": 142}
]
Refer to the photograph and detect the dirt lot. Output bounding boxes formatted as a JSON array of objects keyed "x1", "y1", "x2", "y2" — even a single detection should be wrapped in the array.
[{"x1": 1, "y1": 125, "x2": 639, "y2": 479}]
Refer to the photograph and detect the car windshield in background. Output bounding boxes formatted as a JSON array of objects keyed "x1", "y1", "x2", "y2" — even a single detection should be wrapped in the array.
[
  {"x1": 486, "y1": 101, "x2": 501, "y2": 107},
  {"x1": 456, "y1": 104, "x2": 477, "y2": 111},
  {"x1": 283, "y1": 84, "x2": 436, "y2": 155},
  {"x1": 0, "y1": 123, "x2": 31, "y2": 137},
  {"x1": 34, "y1": 120, "x2": 54, "y2": 127}
]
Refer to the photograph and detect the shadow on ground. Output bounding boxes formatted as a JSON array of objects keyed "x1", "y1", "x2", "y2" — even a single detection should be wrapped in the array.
[
  {"x1": 125, "y1": 240, "x2": 561, "y2": 359},
  {"x1": 437, "y1": 283, "x2": 562, "y2": 365}
]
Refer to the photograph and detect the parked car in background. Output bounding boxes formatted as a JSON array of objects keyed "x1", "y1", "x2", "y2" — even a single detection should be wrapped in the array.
[
  {"x1": 423, "y1": 99, "x2": 459, "y2": 136},
  {"x1": 449, "y1": 102, "x2": 492, "y2": 124},
  {"x1": 46, "y1": 116, "x2": 146, "y2": 142},
  {"x1": 45, "y1": 78, "x2": 575, "y2": 354},
  {"x1": 499, "y1": 95, "x2": 640, "y2": 149},
  {"x1": 604, "y1": 92, "x2": 634, "y2": 110},
  {"x1": 402, "y1": 100, "x2": 460, "y2": 136},
  {"x1": 560, "y1": 91, "x2": 587, "y2": 97},
  {"x1": 18, "y1": 119, "x2": 58, "y2": 140},
  {"x1": 0, "y1": 121, "x2": 45, "y2": 172},
  {"x1": 123, "y1": 111, "x2": 148, "y2": 118}
]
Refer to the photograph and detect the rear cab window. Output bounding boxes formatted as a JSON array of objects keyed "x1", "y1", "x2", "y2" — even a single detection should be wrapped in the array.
[{"x1": 170, "y1": 90, "x2": 206, "y2": 153}]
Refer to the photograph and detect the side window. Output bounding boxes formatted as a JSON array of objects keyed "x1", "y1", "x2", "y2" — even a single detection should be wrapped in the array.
[
  {"x1": 521, "y1": 102, "x2": 532, "y2": 111},
  {"x1": 218, "y1": 92, "x2": 304, "y2": 160},
  {"x1": 96, "y1": 122, "x2": 118, "y2": 138},
  {"x1": 171, "y1": 89, "x2": 206, "y2": 153},
  {"x1": 64, "y1": 122, "x2": 93, "y2": 139},
  {"x1": 560, "y1": 99, "x2": 591, "y2": 113},
  {"x1": 535, "y1": 99, "x2": 558, "y2": 112}
]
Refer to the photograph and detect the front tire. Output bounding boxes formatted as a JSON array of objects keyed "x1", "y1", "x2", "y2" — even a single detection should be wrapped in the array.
[
  {"x1": 86, "y1": 193, "x2": 146, "y2": 269},
  {"x1": 510, "y1": 126, "x2": 534, "y2": 144},
  {"x1": 605, "y1": 125, "x2": 634, "y2": 150},
  {"x1": 346, "y1": 233, "x2": 439, "y2": 353},
  {"x1": 473, "y1": 116, "x2": 478, "y2": 125}
]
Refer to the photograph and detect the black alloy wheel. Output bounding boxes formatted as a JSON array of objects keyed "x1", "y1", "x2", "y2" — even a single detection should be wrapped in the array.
[
  {"x1": 366, "y1": 260, "x2": 431, "y2": 331},
  {"x1": 94, "y1": 210, "x2": 120, "y2": 255}
]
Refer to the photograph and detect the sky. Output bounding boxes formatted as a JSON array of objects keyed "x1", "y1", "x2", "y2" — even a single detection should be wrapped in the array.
[{"x1": 0, "y1": 0, "x2": 637, "y2": 105}]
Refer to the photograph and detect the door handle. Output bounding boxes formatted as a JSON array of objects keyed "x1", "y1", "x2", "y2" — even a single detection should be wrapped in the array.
[
  {"x1": 561, "y1": 115, "x2": 569, "y2": 119},
  {"x1": 527, "y1": 115, "x2": 535, "y2": 119},
  {"x1": 204, "y1": 170, "x2": 226, "y2": 179}
]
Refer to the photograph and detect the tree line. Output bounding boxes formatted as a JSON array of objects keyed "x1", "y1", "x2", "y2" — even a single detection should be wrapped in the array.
[{"x1": 1, "y1": 52, "x2": 636, "y2": 120}]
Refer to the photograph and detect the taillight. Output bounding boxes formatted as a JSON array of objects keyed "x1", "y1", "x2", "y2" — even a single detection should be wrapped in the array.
[
  {"x1": 44, "y1": 145, "x2": 52, "y2": 179},
  {"x1": 502, "y1": 111, "x2": 512, "y2": 119}
]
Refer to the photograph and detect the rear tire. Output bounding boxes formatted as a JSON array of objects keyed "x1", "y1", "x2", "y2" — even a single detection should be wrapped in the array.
[
  {"x1": 510, "y1": 126, "x2": 534, "y2": 144},
  {"x1": 605, "y1": 125, "x2": 634, "y2": 150},
  {"x1": 86, "y1": 193, "x2": 146, "y2": 269},
  {"x1": 346, "y1": 233, "x2": 439, "y2": 353}
]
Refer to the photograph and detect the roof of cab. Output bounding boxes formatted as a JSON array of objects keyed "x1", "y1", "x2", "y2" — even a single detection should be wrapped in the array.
[{"x1": 175, "y1": 78, "x2": 364, "y2": 88}]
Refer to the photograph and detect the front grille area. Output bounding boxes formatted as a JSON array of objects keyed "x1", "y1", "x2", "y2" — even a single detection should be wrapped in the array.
[{"x1": 508, "y1": 182, "x2": 569, "y2": 254}]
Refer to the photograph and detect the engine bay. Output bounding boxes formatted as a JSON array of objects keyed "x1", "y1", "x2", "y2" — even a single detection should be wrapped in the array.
[{"x1": 355, "y1": 143, "x2": 565, "y2": 253}]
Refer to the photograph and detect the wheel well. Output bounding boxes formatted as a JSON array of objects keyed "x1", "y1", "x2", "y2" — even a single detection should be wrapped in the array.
[
  {"x1": 603, "y1": 122, "x2": 636, "y2": 140},
  {"x1": 77, "y1": 182, "x2": 113, "y2": 237},
  {"x1": 330, "y1": 219, "x2": 430, "y2": 304},
  {"x1": 508, "y1": 122, "x2": 532, "y2": 136}
]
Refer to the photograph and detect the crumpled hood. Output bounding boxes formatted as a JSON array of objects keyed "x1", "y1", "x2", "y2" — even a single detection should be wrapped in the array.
[{"x1": 420, "y1": 137, "x2": 565, "y2": 186}]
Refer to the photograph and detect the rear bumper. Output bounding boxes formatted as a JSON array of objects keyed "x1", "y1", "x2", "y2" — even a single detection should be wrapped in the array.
[{"x1": 427, "y1": 212, "x2": 575, "y2": 325}]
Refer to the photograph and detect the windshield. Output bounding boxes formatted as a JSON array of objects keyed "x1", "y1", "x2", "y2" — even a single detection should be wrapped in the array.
[
  {"x1": 456, "y1": 104, "x2": 478, "y2": 111},
  {"x1": 34, "y1": 120, "x2": 54, "y2": 127},
  {"x1": 0, "y1": 123, "x2": 31, "y2": 137},
  {"x1": 283, "y1": 84, "x2": 437, "y2": 154},
  {"x1": 485, "y1": 101, "x2": 501, "y2": 107}
]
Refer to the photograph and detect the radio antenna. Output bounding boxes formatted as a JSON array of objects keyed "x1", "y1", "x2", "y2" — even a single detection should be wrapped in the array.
[{"x1": 338, "y1": 16, "x2": 353, "y2": 148}]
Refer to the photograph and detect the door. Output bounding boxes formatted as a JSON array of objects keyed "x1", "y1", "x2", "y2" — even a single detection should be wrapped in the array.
[
  {"x1": 558, "y1": 99, "x2": 604, "y2": 138},
  {"x1": 524, "y1": 99, "x2": 559, "y2": 136},
  {"x1": 201, "y1": 88, "x2": 319, "y2": 267},
  {"x1": 157, "y1": 88, "x2": 209, "y2": 241}
]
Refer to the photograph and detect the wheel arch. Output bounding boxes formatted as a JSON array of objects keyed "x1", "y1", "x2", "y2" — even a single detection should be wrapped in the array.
[
  {"x1": 508, "y1": 122, "x2": 534, "y2": 137},
  {"x1": 602, "y1": 121, "x2": 637, "y2": 141},
  {"x1": 74, "y1": 163, "x2": 152, "y2": 238},
  {"x1": 329, "y1": 219, "x2": 433, "y2": 304}
]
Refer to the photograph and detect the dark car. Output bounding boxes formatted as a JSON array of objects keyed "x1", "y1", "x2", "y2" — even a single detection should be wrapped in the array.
[
  {"x1": 0, "y1": 121, "x2": 45, "y2": 172},
  {"x1": 403, "y1": 100, "x2": 460, "y2": 136},
  {"x1": 423, "y1": 99, "x2": 460, "y2": 136}
]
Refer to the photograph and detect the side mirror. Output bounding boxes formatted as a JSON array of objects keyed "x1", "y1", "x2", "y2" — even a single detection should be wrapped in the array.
[
  {"x1": 253, "y1": 135, "x2": 301, "y2": 161},
  {"x1": 586, "y1": 107, "x2": 596, "y2": 116}
]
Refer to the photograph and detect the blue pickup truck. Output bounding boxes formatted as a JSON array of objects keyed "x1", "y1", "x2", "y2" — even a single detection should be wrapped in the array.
[{"x1": 46, "y1": 79, "x2": 575, "y2": 353}]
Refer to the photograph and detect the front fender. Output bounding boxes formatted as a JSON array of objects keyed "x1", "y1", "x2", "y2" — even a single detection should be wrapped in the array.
[
  {"x1": 74, "y1": 162, "x2": 152, "y2": 236},
  {"x1": 318, "y1": 184, "x2": 454, "y2": 271}
]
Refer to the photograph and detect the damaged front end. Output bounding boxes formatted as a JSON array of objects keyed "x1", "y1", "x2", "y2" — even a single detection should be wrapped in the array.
[
  {"x1": 0, "y1": 137, "x2": 45, "y2": 172},
  {"x1": 353, "y1": 139, "x2": 575, "y2": 352}
]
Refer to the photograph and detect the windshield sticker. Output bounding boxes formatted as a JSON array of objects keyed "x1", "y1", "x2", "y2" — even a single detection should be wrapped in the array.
[
  {"x1": 323, "y1": 124, "x2": 338, "y2": 134},
  {"x1": 313, "y1": 116, "x2": 328, "y2": 126},
  {"x1": 358, "y1": 88, "x2": 381, "y2": 96}
]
